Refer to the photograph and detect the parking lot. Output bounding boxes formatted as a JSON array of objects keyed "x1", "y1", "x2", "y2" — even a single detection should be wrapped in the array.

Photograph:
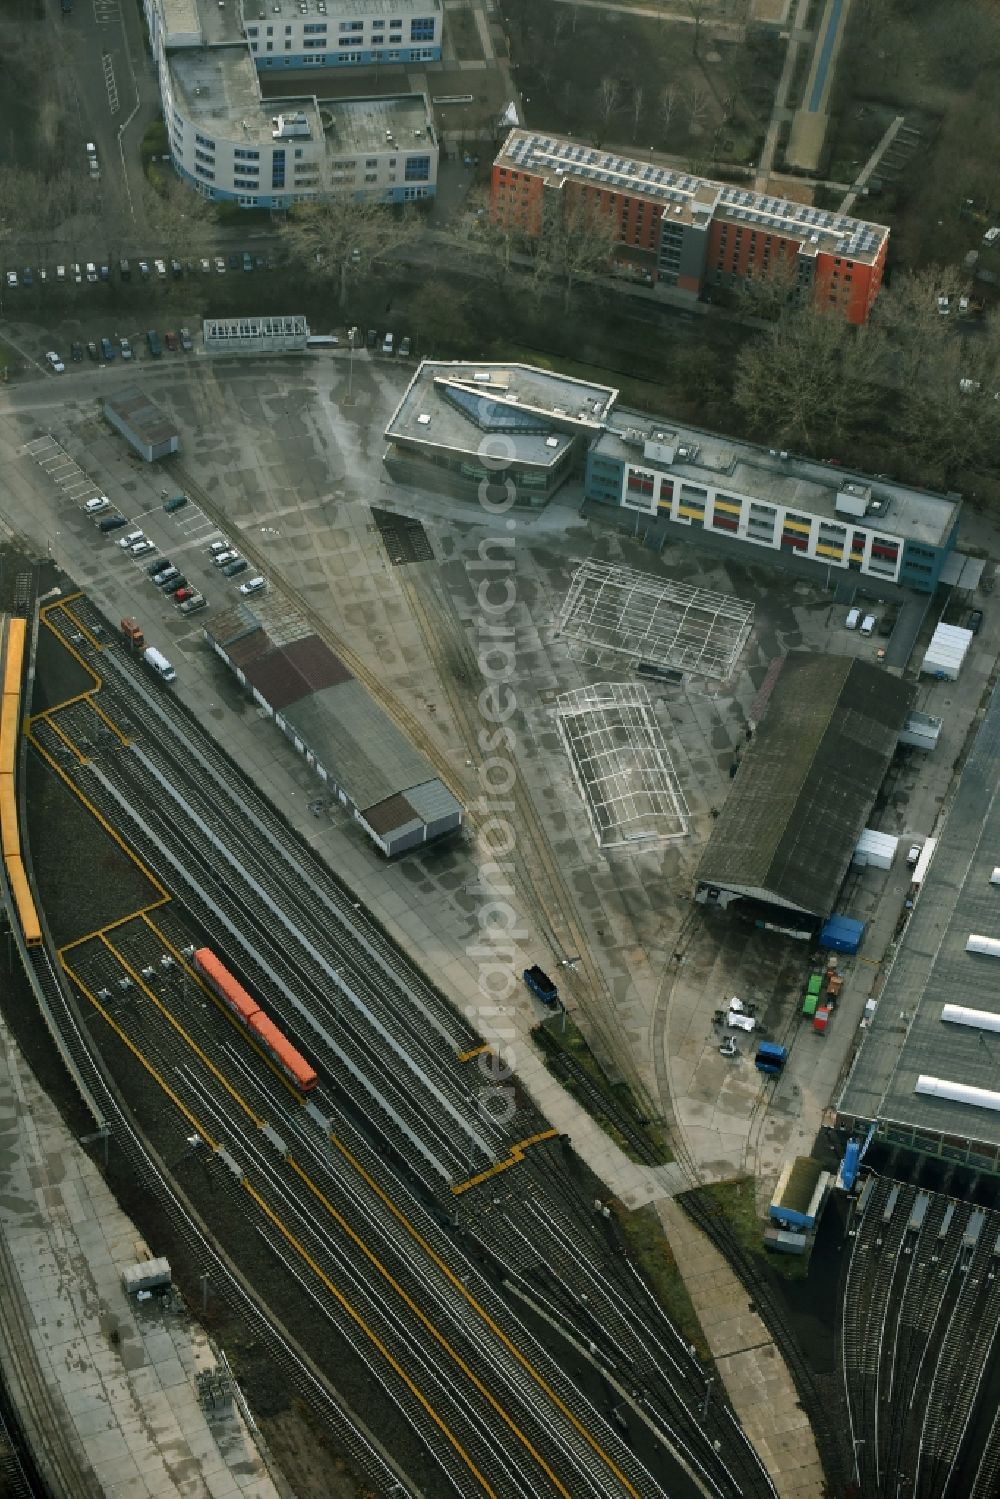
[{"x1": 0, "y1": 344, "x2": 996, "y2": 1207}]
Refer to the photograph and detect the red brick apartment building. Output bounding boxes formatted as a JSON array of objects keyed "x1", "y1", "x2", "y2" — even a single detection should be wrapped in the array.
[{"x1": 491, "y1": 129, "x2": 890, "y2": 324}]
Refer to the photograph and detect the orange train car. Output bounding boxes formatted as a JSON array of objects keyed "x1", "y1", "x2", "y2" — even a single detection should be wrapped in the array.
[
  {"x1": 0, "y1": 695, "x2": 19, "y2": 778},
  {"x1": 192, "y1": 946, "x2": 318, "y2": 1092},
  {"x1": 0, "y1": 777, "x2": 18, "y2": 856},
  {"x1": 3, "y1": 617, "x2": 25, "y2": 699},
  {"x1": 6, "y1": 855, "x2": 41, "y2": 947}
]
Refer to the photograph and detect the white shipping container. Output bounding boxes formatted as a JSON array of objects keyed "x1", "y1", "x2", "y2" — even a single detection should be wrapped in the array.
[
  {"x1": 853, "y1": 828, "x2": 898, "y2": 870},
  {"x1": 967, "y1": 932, "x2": 1000, "y2": 956},
  {"x1": 121, "y1": 1256, "x2": 171, "y2": 1295}
]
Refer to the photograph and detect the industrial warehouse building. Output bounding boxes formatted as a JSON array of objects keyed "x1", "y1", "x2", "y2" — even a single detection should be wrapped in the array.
[
  {"x1": 205, "y1": 603, "x2": 462, "y2": 855},
  {"x1": 102, "y1": 388, "x2": 179, "y2": 462},
  {"x1": 838, "y1": 678, "x2": 1000, "y2": 1175},
  {"x1": 386, "y1": 361, "x2": 961, "y2": 592},
  {"x1": 695, "y1": 654, "x2": 914, "y2": 928},
  {"x1": 492, "y1": 130, "x2": 889, "y2": 324}
]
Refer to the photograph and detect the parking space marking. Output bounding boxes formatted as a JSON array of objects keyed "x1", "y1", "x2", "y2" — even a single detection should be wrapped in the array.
[{"x1": 102, "y1": 52, "x2": 120, "y2": 115}]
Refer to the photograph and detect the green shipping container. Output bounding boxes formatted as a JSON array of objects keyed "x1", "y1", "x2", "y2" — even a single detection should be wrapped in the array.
[
  {"x1": 807, "y1": 974, "x2": 823, "y2": 997},
  {"x1": 802, "y1": 991, "x2": 819, "y2": 1017}
]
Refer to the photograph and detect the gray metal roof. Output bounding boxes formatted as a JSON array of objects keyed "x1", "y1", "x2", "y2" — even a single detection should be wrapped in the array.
[
  {"x1": 697, "y1": 654, "x2": 914, "y2": 919},
  {"x1": 839, "y1": 678, "x2": 1000, "y2": 1149},
  {"x1": 103, "y1": 387, "x2": 178, "y2": 447},
  {"x1": 281, "y1": 679, "x2": 446, "y2": 814}
]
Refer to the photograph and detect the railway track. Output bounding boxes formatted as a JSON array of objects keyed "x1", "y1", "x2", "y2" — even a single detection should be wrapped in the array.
[{"x1": 21, "y1": 595, "x2": 771, "y2": 1496}]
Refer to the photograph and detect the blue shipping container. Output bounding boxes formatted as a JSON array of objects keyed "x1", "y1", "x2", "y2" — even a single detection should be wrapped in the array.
[{"x1": 820, "y1": 914, "x2": 865, "y2": 954}]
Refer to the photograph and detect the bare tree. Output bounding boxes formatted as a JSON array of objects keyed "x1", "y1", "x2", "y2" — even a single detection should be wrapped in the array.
[
  {"x1": 140, "y1": 174, "x2": 217, "y2": 259},
  {"x1": 658, "y1": 83, "x2": 678, "y2": 138},
  {"x1": 687, "y1": 0, "x2": 707, "y2": 55},
  {"x1": 733, "y1": 306, "x2": 883, "y2": 450},
  {"x1": 467, "y1": 186, "x2": 520, "y2": 290},
  {"x1": 531, "y1": 190, "x2": 620, "y2": 313},
  {"x1": 280, "y1": 194, "x2": 424, "y2": 308},
  {"x1": 686, "y1": 86, "x2": 710, "y2": 135},
  {"x1": 630, "y1": 83, "x2": 645, "y2": 140},
  {"x1": 597, "y1": 76, "x2": 621, "y2": 126}
]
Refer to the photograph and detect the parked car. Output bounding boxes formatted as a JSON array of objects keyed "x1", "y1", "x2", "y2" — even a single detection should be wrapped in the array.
[
  {"x1": 200, "y1": 257, "x2": 211, "y2": 275},
  {"x1": 170, "y1": 258, "x2": 182, "y2": 279},
  {"x1": 138, "y1": 259, "x2": 150, "y2": 279},
  {"x1": 164, "y1": 330, "x2": 179, "y2": 352},
  {"x1": 174, "y1": 586, "x2": 195, "y2": 603},
  {"x1": 228, "y1": 252, "x2": 240, "y2": 271},
  {"x1": 119, "y1": 258, "x2": 131, "y2": 280},
  {"x1": 968, "y1": 609, "x2": 984, "y2": 634},
  {"x1": 366, "y1": 328, "x2": 377, "y2": 349},
  {"x1": 37, "y1": 268, "x2": 47, "y2": 282},
  {"x1": 84, "y1": 496, "x2": 109, "y2": 514},
  {"x1": 98, "y1": 514, "x2": 128, "y2": 533},
  {"x1": 179, "y1": 593, "x2": 206, "y2": 614},
  {"x1": 71, "y1": 262, "x2": 82, "y2": 283},
  {"x1": 87, "y1": 341, "x2": 99, "y2": 361},
  {"x1": 99, "y1": 336, "x2": 115, "y2": 361},
  {"x1": 164, "y1": 492, "x2": 188, "y2": 513},
  {"x1": 120, "y1": 337, "x2": 132, "y2": 360},
  {"x1": 117, "y1": 529, "x2": 145, "y2": 549},
  {"x1": 154, "y1": 567, "x2": 180, "y2": 588},
  {"x1": 223, "y1": 558, "x2": 248, "y2": 577},
  {"x1": 146, "y1": 329, "x2": 162, "y2": 358},
  {"x1": 382, "y1": 332, "x2": 394, "y2": 354},
  {"x1": 239, "y1": 575, "x2": 266, "y2": 596},
  {"x1": 56, "y1": 265, "x2": 66, "y2": 282},
  {"x1": 209, "y1": 539, "x2": 230, "y2": 555},
  {"x1": 399, "y1": 336, "x2": 411, "y2": 357},
  {"x1": 85, "y1": 262, "x2": 98, "y2": 282},
  {"x1": 45, "y1": 352, "x2": 66, "y2": 374},
  {"x1": 845, "y1": 607, "x2": 860, "y2": 630},
  {"x1": 168, "y1": 575, "x2": 188, "y2": 592},
  {"x1": 242, "y1": 252, "x2": 253, "y2": 272},
  {"x1": 212, "y1": 549, "x2": 238, "y2": 567},
  {"x1": 131, "y1": 540, "x2": 155, "y2": 557},
  {"x1": 71, "y1": 341, "x2": 83, "y2": 362},
  {"x1": 22, "y1": 267, "x2": 33, "y2": 288},
  {"x1": 147, "y1": 557, "x2": 171, "y2": 576},
  {"x1": 214, "y1": 256, "x2": 226, "y2": 274},
  {"x1": 907, "y1": 842, "x2": 922, "y2": 866},
  {"x1": 254, "y1": 255, "x2": 266, "y2": 271},
  {"x1": 154, "y1": 258, "x2": 167, "y2": 278},
  {"x1": 99, "y1": 264, "x2": 110, "y2": 282},
  {"x1": 5, "y1": 270, "x2": 16, "y2": 289},
  {"x1": 179, "y1": 327, "x2": 193, "y2": 352}
]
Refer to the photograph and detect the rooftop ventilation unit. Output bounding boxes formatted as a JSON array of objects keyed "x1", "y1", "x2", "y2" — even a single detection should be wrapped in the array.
[
  {"x1": 545, "y1": 436, "x2": 560, "y2": 448},
  {"x1": 416, "y1": 413, "x2": 431, "y2": 425}
]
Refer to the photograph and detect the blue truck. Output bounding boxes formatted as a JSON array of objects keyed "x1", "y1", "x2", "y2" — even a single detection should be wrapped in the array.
[
  {"x1": 523, "y1": 965, "x2": 558, "y2": 1006},
  {"x1": 755, "y1": 1041, "x2": 788, "y2": 1076}
]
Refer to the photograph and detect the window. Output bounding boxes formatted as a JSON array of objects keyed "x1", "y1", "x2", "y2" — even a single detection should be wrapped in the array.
[
  {"x1": 195, "y1": 164, "x2": 215, "y2": 181},
  {"x1": 238, "y1": 195, "x2": 258, "y2": 206},
  {"x1": 266, "y1": 24, "x2": 272, "y2": 34},
  {"x1": 303, "y1": 21, "x2": 326, "y2": 31},
  {"x1": 246, "y1": 25, "x2": 258, "y2": 35},
  {"x1": 195, "y1": 148, "x2": 214, "y2": 165},
  {"x1": 365, "y1": 157, "x2": 378, "y2": 168},
  {"x1": 411, "y1": 17, "x2": 435, "y2": 39},
  {"x1": 404, "y1": 155, "x2": 430, "y2": 182},
  {"x1": 339, "y1": 18, "x2": 363, "y2": 30},
  {"x1": 365, "y1": 172, "x2": 377, "y2": 183},
  {"x1": 195, "y1": 133, "x2": 215, "y2": 150}
]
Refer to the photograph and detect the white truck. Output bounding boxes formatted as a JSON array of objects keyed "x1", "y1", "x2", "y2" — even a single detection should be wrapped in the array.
[{"x1": 143, "y1": 647, "x2": 176, "y2": 683}]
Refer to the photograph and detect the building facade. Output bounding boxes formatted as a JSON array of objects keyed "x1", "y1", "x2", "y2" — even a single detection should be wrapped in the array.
[
  {"x1": 491, "y1": 130, "x2": 889, "y2": 324},
  {"x1": 585, "y1": 419, "x2": 959, "y2": 593},
  {"x1": 143, "y1": 0, "x2": 438, "y2": 208},
  {"x1": 246, "y1": 0, "x2": 442, "y2": 70}
]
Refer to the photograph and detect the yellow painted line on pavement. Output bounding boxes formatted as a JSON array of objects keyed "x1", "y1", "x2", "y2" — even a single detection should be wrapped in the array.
[
  {"x1": 62, "y1": 956, "x2": 217, "y2": 1147},
  {"x1": 242, "y1": 1176, "x2": 497, "y2": 1498},
  {"x1": 28, "y1": 688, "x2": 94, "y2": 727},
  {"x1": 27, "y1": 726, "x2": 169, "y2": 903},
  {"x1": 40, "y1": 608, "x2": 102, "y2": 695},
  {"x1": 288, "y1": 1154, "x2": 563, "y2": 1495},
  {"x1": 61, "y1": 601, "x2": 104, "y2": 654},
  {"x1": 450, "y1": 1129, "x2": 559, "y2": 1197},
  {"x1": 456, "y1": 1043, "x2": 493, "y2": 1063},
  {"x1": 100, "y1": 935, "x2": 267, "y2": 1131},
  {"x1": 87, "y1": 695, "x2": 130, "y2": 746},
  {"x1": 142, "y1": 915, "x2": 307, "y2": 1104},
  {"x1": 331, "y1": 1133, "x2": 642, "y2": 1499},
  {"x1": 41, "y1": 713, "x2": 88, "y2": 766}
]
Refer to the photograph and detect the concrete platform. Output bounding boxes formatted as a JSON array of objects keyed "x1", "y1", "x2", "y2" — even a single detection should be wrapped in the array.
[{"x1": 0, "y1": 1010, "x2": 282, "y2": 1499}]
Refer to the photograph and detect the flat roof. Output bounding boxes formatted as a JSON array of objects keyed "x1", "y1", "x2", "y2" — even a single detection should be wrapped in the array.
[
  {"x1": 170, "y1": 47, "x2": 279, "y2": 145},
  {"x1": 595, "y1": 409, "x2": 959, "y2": 546},
  {"x1": 102, "y1": 388, "x2": 178, "y2": 447},
  {"x1": 385, "y1": 360, "x2": 617, "y2": 468},
  {"x1": 326, "y1": 93, "x2": 433, "y2": 156},
  {"x1": 839, "y1": 678, "x2": 1000, "y2": 1150},
  {"x1": 496, "y1": 129, "x2": 890, "y2": 265},
  {"x1": 242, "y1": 0, "x2": 439, "y2": 16}
]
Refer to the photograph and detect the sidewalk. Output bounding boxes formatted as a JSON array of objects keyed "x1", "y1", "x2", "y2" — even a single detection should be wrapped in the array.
[
  {"x1": 657, "y1": 1200, "x2": 825, "y2": 1498},
  {"x1": 0, "y1": 1010, "x2": 282, "y2": 1499}
]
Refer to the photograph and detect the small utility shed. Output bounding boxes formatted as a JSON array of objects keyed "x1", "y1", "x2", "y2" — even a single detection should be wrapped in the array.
[
  {"x1": 695, "y1": 653, "x2": 914, "y2": 925},
  {"x1": 103, "y1": 386, "x2": 179, "y2": 462}
]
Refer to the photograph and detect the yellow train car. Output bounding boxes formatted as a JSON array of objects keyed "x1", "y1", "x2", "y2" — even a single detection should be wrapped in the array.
[
  {"x1": 6, "y1": 855, "x2": 41, "y2": 947},
  {"x1": 0, "y1": 776, "x2": 17, "y2": 856},
  {"x1": 3, "y1": 617, "x2": 25, "y2": 699},
  {"x1": 0, "y1": 695, "x2": 19, "y2": 778}
]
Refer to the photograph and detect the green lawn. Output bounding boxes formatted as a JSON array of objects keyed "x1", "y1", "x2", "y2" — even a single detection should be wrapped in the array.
[{"x1": 612, "y1": 1202, "x2": 711, "y2": 1362}]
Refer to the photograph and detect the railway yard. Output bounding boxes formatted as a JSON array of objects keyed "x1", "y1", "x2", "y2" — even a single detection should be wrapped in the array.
[{"x1": 13, "y1": 585, "x2": 777, "y2": 1499}]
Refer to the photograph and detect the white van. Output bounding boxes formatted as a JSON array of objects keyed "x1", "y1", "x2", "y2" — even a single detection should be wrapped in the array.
[
  {"x1": 860, "y1": 613, "x2": 877, "y2": 637},
  {"x1": 845, "y1": 607, "x2": 860, "y2": 630},
  {"x1": 143, "y1": 647, "x2": 176, "y2": 683}
]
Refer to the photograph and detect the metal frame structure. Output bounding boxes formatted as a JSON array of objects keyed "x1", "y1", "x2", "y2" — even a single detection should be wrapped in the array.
[
  {"x1": 555, "y1": 683, "x2": 690, "y2": 849},
  {"x1": 556, "y1": 560, "x2": 753, "y2": 679}
]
